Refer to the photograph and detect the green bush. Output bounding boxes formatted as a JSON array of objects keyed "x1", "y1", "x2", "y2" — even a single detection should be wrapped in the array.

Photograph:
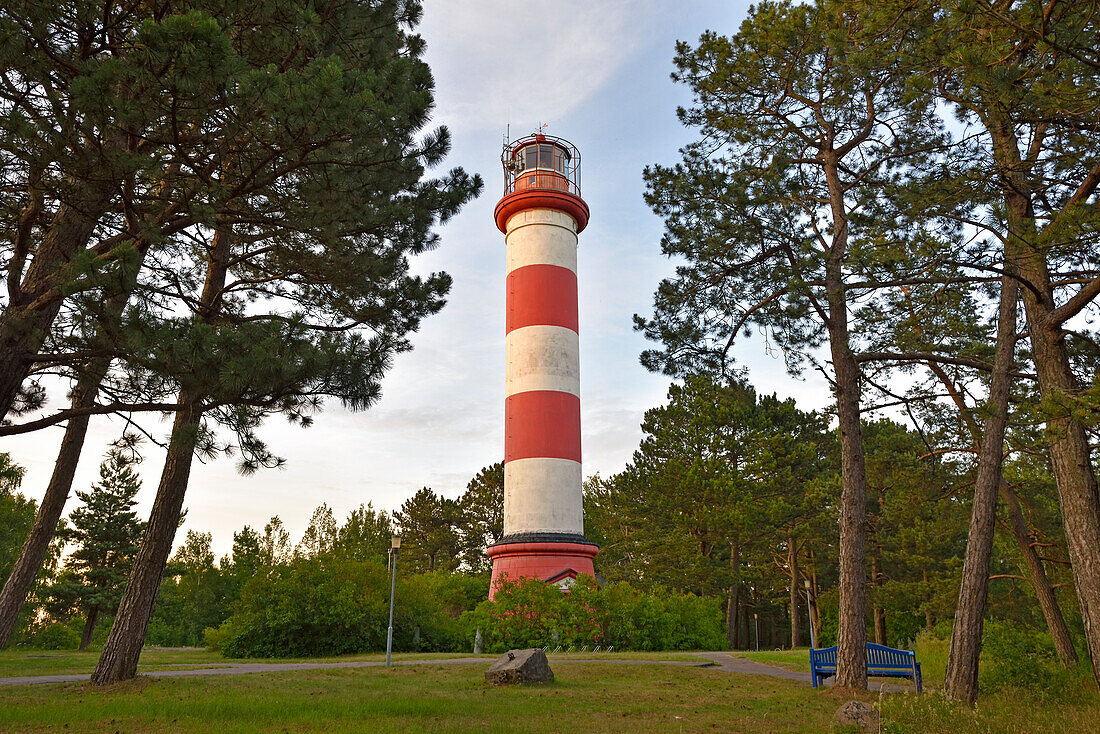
[
  {"x1": 216, "y1": 559, "x2": 389, "y2": 657},
  {"x1": 398, "y1": 572, "x2": 488, "y2": 651},
  {"x1": 885, "y1": 611, "x2": 924, "y2": 649},
  {"x1": 32, "y1": 622, "x2": 81, "y2": 650},
  {"x1": 211, "y1": 559, "x2": 485, "y2": 657},
  {"x1": 213, "y1": 562, "x2": 723, "y2": 657},
  {"x1": 978, "y1": 620, "x2": 1087, "y2": 699},
  {"x1": 462, "y1": 576, "x2": 592, "y2": 651},
  {"x1": 203, "y1": 623, "x2": 231, "y2": 652},
  {"x1": 462, "y1": 577, "x2": 725, "y2": 653}
]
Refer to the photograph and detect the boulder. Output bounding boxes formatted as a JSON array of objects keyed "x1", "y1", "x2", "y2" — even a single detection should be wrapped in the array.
[
  {"x1": 485, "y1": 648, "x2": 554, "y2": 686},
  {"x1": 832, "y1": 700, "x2": 880, "y2": 733}
]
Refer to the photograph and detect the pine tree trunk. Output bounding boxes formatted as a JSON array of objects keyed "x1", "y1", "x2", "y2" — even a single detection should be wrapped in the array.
[
  {"x1": 927, "y1": 357, "x2": 1076, "y2": 664},
  {"x1": 990, "y1": 118, "x2": 1100, "y2": 691},
  {"x1": 90, "y1": 398, "x2": 201, "y2": 684},
  {"x1": 823, "y1": 153, "x2": 869, "y2": 690},
  {"x1": 0, "y1": 234, "x2": 149, "y2": 648},
  {"x1": 1018, "y1": 290, "x2": 1100, "y2": 687},
  {"x1": 726, "y1": 543, "x2": 740, "y2": 649},
  {"x1": 789, "y1": 537, "x2": 800, "y2": 649},
  {"x1": 0, "y1": 373, "x2": 100, "y2": 647},
  {"x1": 91, "y1": 225, "x2": 230, "y2": 685},
  {"x1": 1023, "y1": 295, "x2": 1100, "y2": 688},
  {"x1": 944, "y1": 277, "x2": 1018, "y2": 705},
  {"x1": 809, "y1": 550, "x2": 822, "y2": 646},
  {"x1": 0, "y1": 190, "x2": 110, "y2": 420},
  {"x1": 1002, "y1": 483, "x2": 1078, "y2": 666},
  {"x1": 922, "y1": 568, "x2": 933, "y2": 630},
  {"x1": 871, "y1": 553, "x2": 887, "y2": 646},
  {"x1": 80, "y1": 607, "x2": 100, "y2": 651},
  {"x1": 829, "y1": 298, "x2": 868, "y2": 688}
]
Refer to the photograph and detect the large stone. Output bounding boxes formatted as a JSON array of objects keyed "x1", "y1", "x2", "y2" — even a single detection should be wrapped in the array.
[
  {"x1": 485, "y1": 648, "x2": 555, "y2": 686},
  {"x1": 832, "y1": 700, "x2": 880, "y2": 733}
]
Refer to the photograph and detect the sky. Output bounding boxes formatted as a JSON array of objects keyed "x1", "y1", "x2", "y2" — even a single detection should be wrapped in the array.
[{"x1": 4, "y1": 1, "x2": 831, "y2": 558}]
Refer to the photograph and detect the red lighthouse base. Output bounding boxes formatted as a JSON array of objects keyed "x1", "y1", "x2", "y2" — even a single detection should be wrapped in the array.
[{"x1": 487, "y1": 538, "x2": 599, "y2": 599}]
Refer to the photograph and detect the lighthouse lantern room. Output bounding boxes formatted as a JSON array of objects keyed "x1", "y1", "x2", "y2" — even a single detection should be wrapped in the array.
[{"x1": 488, "y1": 132, "x2": 597, "y2": 598}]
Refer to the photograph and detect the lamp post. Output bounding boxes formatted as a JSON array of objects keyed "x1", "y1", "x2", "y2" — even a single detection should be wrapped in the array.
[
  {"x1": 386, "y1": 534, "x2": 401, "y2": 667},
  {"x1": 754, "y1": 613, "x2": 759, "y2": 652},
  {"x1": 804, "y1": 578, "x2": 816, "y2": 650}
]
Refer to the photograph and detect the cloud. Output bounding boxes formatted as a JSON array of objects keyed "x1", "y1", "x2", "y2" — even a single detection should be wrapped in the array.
[{"x1": 421, "y1": 0, "x2": 657, "y2": 134}]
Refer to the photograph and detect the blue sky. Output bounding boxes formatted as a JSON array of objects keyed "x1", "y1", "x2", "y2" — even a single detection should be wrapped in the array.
[{"x1": 6, "y1": 1, "x2": 831, "y2": 557}]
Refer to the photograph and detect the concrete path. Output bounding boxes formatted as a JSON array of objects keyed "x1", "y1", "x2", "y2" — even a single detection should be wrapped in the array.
[
  {"x1": 0, "y1": 652, "x2": 916, "y2": 692},
  {"x1": 693, "y1": 652, "x2": 915, "y2": 693},
  {"x1": 0, "y1": 657, "x2": 707, "y2": 687}
]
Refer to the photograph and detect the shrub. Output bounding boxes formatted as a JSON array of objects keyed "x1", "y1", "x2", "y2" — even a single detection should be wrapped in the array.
[
  {"x1": 32, "y1": 622, "x2": 81, "y2": 650},
  {"x1": 216, "y1": 558, "x2": 390, "y2": 657},
  {"x1": 395, "y1": 571, "x2": 488, "y2": 652},
  {"x1": 211, "y1": 559, "x2": 486, "y2": 657},
  {"x1": 462, "y1": 576, "x2": 588, "y2": 651},
  {"x1": 978, "y1": 620, "x2": 1087, "y2": 699},
  {"x1": 462, "y1": 577, "x2": 725, "y2": 653}
]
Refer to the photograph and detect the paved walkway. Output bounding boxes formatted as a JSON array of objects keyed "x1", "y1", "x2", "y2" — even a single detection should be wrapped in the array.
[
  {"x1": 0, "y1": 652, "x2": 915, "y2": 692},
  {"x1": 692, "y1": 652, "x2": 912, "y2": 693}
]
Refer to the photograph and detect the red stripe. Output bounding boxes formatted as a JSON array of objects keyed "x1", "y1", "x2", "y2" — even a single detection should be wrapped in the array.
[
  {"x1": 505, "y1": 391, "x2": 581, "y2": 462},
  {"x1": 506, "y1": 264, "x2": 578, "y2": 334}
]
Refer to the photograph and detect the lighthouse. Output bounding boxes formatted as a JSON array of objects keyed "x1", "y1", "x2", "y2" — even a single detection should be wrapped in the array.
[{"x1": 487, "y1": 132, "x2": 598, "y2": 597}]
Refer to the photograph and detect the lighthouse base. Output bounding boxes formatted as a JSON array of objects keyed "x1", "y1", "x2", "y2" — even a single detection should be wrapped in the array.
[{"x1": 487, "y1": 535, "x2": 599, "y2": 599}]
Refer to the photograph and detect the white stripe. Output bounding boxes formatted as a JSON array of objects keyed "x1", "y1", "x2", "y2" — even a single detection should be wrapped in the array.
[
  {"x1": 505, "y1": 209, "x2": 578, "y2": 274},
  {"x1": 504, "y1": 458, "x2": 584, "y2": 536},
  {"x1": 506, "y1": 326, "x2": 580, "y2": 397}
]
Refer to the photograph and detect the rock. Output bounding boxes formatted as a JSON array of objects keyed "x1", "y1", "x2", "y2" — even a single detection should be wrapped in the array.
[
  {"x1": 832, "y1": 700, "x2": 880, "y2": 733},
  {"x1": 485, "y1": 648, "x2": 554, "y2": 686}
]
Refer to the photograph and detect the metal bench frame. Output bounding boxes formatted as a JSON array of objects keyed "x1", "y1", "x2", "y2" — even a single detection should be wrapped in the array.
[{"x1": 810, "y1": 643, "x2": 923, "y2": 692}]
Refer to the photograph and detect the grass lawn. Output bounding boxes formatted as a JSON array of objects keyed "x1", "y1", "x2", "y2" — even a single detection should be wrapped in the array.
[
  {"x1": 0, "y1": 648, "x2": 700, "y2": 678},
  {"x1": 1, "y1": 662, "x2": 849, "y2": 733},
  {"x1": 1, "y1": 655, "x2": 1096, "y2": 732}
]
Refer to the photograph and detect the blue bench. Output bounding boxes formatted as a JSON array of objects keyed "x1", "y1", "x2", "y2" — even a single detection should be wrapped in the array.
[{"x1": 810, "y1": 643, "x2": 922, "y2": 692}]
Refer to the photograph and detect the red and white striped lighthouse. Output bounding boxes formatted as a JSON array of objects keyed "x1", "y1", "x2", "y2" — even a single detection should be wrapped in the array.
[{"x1": 486, "y1": 133, "x2": 598, "y2": 597}]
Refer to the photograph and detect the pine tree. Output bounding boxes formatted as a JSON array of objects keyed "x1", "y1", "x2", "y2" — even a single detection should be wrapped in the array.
[
  {"x1": 0, "y1": 0, "x2": 481, "y2": 659},
  {"x1": 636, "y1": 0, "x2": 947, "y2": 687},
  {"x1": 72, "y1": 0, "x2": 479, "y2": 684},
  {"x1": 58, "y1": 449, "x2": 145, "y2": 649},
  {"x1": 848, "y1": 0, "x2": 1100, "y2": 700},
  {"x1": 395, "y1": 488, "x2": 461, "y2": 574},
  {"x1": 458, "y1": 463, "x2": 504, "y2": 573}
]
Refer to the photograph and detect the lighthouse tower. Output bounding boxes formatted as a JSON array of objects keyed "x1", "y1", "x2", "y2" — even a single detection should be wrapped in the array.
[{"x1": 487, "y1": 132, "x2": 598, "y2": 597}]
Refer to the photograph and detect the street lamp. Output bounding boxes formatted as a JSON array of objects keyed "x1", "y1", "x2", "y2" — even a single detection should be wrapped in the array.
[
  {"x1": 804, "y1": 578, "x2": 816, "y2": 650},
  {"x1": 386, "y1": 534, "x2": 401, "y2": 667},
  {"x1": 754, "y1": 613, "x2": 759, "y2": 652}
]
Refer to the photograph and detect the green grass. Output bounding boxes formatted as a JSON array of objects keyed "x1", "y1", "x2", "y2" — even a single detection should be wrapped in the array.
[
  {"x1": 878, "y1": 688, "x2": 1100, "y2": 734},
  {"x1": 0, "y1": 649, "x2": 480, "y2": 678},
  {"x1": 0, "y1": 648, "x2": 699, "y2": 679},
  {"x1": 1, "y1": 655, "x2": 1095, "y2": 733},
  {"x1": 0, "y1": 662, "x2": 847, "y2": 733}
]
